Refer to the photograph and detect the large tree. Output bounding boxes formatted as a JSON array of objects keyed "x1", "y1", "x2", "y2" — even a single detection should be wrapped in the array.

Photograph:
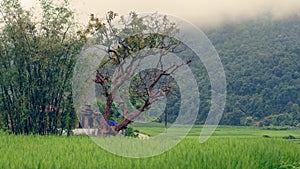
[
  {"x1": 80, "y1": 12, "x2": 190, "y2": 134},
  {"x1": 0, "y1": 0, "x2": 84, "y2": 135}
]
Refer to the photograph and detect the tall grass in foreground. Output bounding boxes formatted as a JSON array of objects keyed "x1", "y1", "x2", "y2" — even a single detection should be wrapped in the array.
[{"x1": 0, "y1": 132, "x2": 299, "y2": 169}]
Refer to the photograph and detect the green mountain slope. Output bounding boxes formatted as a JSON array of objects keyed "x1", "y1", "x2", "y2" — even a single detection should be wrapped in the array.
[{"x1": 202, "y1": 16, "x2": 300, "y2": 126}]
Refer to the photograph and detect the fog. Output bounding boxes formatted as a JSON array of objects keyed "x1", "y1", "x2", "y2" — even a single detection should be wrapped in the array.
[{"x1": 21, "y1": 0, "x2": 300, "y2": 27}]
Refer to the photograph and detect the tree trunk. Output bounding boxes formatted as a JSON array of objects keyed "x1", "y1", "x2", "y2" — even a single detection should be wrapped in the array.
[
  {"x1": 97, "y1": 118, "x2": 117, "y2": 136},
  {"x1": 103, "y1": 94, "x2": 113, "y2": 121}
]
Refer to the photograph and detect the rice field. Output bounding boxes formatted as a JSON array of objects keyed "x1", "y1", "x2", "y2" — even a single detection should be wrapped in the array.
[{"x1": 0, "y1": 126, "x2": 299, "y2": 169}]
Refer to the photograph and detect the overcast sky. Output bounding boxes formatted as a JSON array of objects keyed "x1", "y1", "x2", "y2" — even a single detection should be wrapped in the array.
[{"x1": 21, "y1": 0, "x2": 300, "y2": 27}]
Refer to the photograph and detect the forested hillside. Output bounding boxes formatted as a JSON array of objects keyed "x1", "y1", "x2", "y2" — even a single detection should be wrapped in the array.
[
  {"x1": 204, "y1": 15, "x2": 300, "y2": 126},
  {"x1": 159, "y1": 15, "x2": 300, "y2": 126}
]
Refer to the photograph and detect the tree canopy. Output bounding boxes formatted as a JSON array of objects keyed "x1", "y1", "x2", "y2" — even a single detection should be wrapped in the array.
[{"x1": 75, "y1": 12, "x2": 190, "y2": 134}]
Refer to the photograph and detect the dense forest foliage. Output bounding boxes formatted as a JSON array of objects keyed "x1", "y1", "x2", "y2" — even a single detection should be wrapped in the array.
[
  {"x1": 159, "y1": 15, "x2": 300, "y2": 127},
  {"x1": 210, "y1": 16, "x2": 300, "y2": 126}
]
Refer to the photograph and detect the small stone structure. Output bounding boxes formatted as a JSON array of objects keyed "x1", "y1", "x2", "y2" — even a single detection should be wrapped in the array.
[
  {"x1": 80, "y1": 105, "x2": 101, "y2": 129},
  {"x1": 79, "y1": 105, "x2": 117, "y2": 136}
]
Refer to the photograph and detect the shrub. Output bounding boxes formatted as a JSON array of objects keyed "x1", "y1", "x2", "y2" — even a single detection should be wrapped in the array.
[
  {"x1": 125, "y1": 126, "x2": 138, "y2": 137},
  {"x1": 282, "y1": 135, "x2": 296, "y2": 140},
  {"x1": 263, "y1": 135, "x2": 271, "y2": 138}
]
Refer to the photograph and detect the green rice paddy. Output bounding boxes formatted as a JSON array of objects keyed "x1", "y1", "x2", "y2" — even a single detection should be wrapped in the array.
[{"x1": 0, "y1": 126, "x2": 299, "y2": 169}]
